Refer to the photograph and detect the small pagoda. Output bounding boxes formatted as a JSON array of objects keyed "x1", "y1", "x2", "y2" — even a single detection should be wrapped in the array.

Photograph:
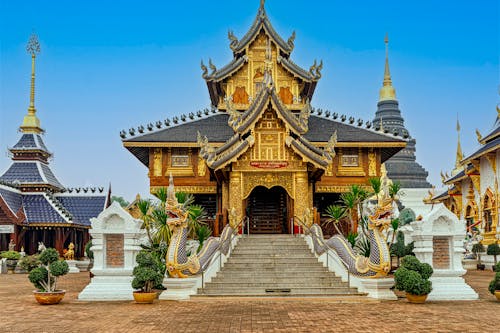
[{"x1": 0, "y1": 34, "x2": 109, "y2": 256}]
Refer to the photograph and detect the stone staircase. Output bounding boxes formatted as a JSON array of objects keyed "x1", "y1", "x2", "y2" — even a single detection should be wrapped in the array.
[{"x1": 197, "y1": 234, "x2": 364, "y2": 297}]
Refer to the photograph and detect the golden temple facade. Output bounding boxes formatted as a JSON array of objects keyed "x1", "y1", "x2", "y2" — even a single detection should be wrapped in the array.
[{"x1": 122, "y1": 2, "x2": 406, "y2": 235}]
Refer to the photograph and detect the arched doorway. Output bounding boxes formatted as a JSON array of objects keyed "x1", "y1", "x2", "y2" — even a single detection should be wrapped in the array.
[{"x1": 246, "y1": 186, "x2": 289, "y2": 234}]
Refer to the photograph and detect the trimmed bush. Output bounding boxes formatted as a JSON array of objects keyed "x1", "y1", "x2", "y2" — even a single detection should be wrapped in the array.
[
  {"x1": 132, "y1": 251, "x2": 163, "y2": 293},
  {"x1": 486, "y1": 243, "x2": 500, "y2": 266},
  {"x1": 0, "y1": 250, "x2": 21, "y2": 260},
  {"x1": 488, "y1": 272, "x2": 500, "y2": 295},
  {"x1": 27, "y1": 248, "x2": 68, "y2": 292},
  {"x1": 394, "y1": 255, "x2": 433, "y2": 296},
  {"x1": 85, "y1": 241, "x2": 94, "y2": 260}
]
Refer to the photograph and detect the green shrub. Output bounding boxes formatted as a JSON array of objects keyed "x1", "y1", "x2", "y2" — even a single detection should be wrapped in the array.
[
  {"x1": 85, "y1": 241, "x2": 94, "y2": 260},
  {"x1": 494, "y1": 262, "x2": 500, "y2": 272},
  {"x1": 132, "y1": 250, "x2": 163, "y2": 293},
  {"x1": 0, "y1": 250, "x2": 21, "y2": 260},
  {"x1": 488, "y1": 272, "x2": 500, "y2": 294},
  {"x1": 487, "y1": 243, "x2": 500, "y2": 266},
  {"x1": 399, "y1": 208, "x2": 416, "y2": 225},
  {"x1": 38, "y1": 248, "x2": 59, "y2": 265},
  {"x1": 27, "y1": 248, "x2": 68, "y2": 292},
  {"x1": 29, "y1": 267, "x2": 49, "y2": 291},
  {"x1": 394, "y1": 255, "x2": 433, "y2": 296},
  {"x1": 19, "y1": 255, "x2": 41, "y2": 272}
]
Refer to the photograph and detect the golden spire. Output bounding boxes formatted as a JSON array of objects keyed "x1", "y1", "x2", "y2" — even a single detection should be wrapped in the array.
[
  {"x1": 379, "y1": 33, "x2": 397, "y2": 101},
  {"x1": 451, "y1": 116, "x2": 464, "y2": 176},
  {"x1": 20, "y1": 33, "x2": 43, "y2": 134}
]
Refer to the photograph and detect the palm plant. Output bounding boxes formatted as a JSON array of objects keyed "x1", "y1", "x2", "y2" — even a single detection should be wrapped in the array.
[
  {"x1": 389, "y1": 181, "x2": 401, "y2": 201},
  {"x1": 341, "y1": 185, "x2": 369, "y2": 233},
  {"x1": 368, "y1": 177, "x2": 382, "y2": 197},
  {"x1": 340, "y1": 191, "x2": 356, "y2": 233},
  {"x1": 323, "y1": 204, "x2": 346, "y2": 235}
]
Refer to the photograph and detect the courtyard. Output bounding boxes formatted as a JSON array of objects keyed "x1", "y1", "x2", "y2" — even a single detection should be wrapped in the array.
[{"x1": 0, "y1": 270, "x2": 497, "y2": 333}]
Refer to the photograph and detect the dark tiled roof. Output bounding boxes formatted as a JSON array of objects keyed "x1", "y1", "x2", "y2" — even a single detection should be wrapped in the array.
[
  {"x1": 124, "y1": 110, "x2": 405, "y2": 166},
  {"x1": 481, "y1": 117, "x2": 500, "y2": 144},
  {"x1": 432, "y1": 189, "x2": 449, "y2": 201},
  {"x1": 278, "y1": 56, "x2": 316, "y2": 81},
  {"x1": 56, "y1": 195, "x2": 107, "y2": 227},
  {"x1": 304, "y1": 116, "x2": 402, "y2": 143},
  {"x1": 463, "y1": 136, "x2": 500, "y2": 163},
  {"x1": 0, "y1": 162, "x2": 44, "y2": 183},
  {"x1": 0, "y1": 187, "x2": 23, "y2": 216},
  {"x1": 23, "y1": 194, "x2": 66, "y2": 224},
  {"x1": 0, "y1": 162, "x2": 64, "y2": 190},
  {"x1": 40, "y1": 163, "x2": 64, "y2": 189},
  {"x1": 11, "y1": 133, "x2": 50, "y2": 153},
  {"x1": 125, "y1": 114, "x2": 233, "y2": 143}
]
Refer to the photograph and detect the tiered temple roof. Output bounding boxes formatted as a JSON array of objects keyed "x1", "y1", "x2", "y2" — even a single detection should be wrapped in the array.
[{"x1": 0, "y1": 34, "x2": 109, "y2": 229}]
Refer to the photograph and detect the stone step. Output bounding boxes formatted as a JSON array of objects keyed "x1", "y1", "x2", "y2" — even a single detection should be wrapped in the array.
[
  {"x1": 227, "y1": 257, "x2": 319, "y2": 263},
  {"x1": 208, "y1": 277, "x2": 342, "y2": 285},
  {"x1": 215, "y1": 271, "x2": 337, "y2": 278},
  {"x1": 198, "y1": 287, "x2": 362, "y2": 296},
  {"x1": 229, "y1": 252, "x2": 315, "y2": 257},
  {"x1": 221, "y1": 262, "x2": 327, "y2": 270},
  {"x1": 203, "y1": 283, "x2": 348, "y2": 289}
]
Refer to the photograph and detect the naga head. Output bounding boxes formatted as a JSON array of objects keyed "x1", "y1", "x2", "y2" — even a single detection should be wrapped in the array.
[
  {"x1": 363, "y1": 196, "x2": 394, "y2": 229},
  {"x1": 165, "y1": 174, "x2": 189, "y2": 230}
]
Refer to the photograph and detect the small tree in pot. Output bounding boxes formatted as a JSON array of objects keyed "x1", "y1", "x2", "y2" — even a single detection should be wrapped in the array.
[
  {"x1": 28, "y1": 248, "x2": 69, "y2": 305},
  {"x1": 472, "y1": 243, "x2": 486, "y2": 270},
  {"x1": 488, "y1": 265, "x2": 500, "y2": 301},
  {"x1": 486, "y1": 243, "x2": 500, "y2": 269},
  {"x1": 394, "y1": 255, "x2": 433, "y2": 303},
  {"x1": 132, "y1": 251, "x2": 163, "y2": 303}
]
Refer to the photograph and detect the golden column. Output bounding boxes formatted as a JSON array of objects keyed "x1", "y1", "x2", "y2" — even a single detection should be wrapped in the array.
[
  {"x1": 229, "y1": 171, "x2": 243, "y2": 223},
  {"x1": 294, "y1": 172, "x2": 310, "y2": 225}
]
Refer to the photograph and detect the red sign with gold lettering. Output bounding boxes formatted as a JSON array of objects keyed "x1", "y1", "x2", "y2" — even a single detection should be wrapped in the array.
[{"x1": 250, "y1": 161, "x2": 288, "y2": 169}]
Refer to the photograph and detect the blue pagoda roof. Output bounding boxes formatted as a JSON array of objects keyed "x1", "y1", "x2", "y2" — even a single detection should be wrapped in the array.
[
  {"x1": 55, "y1": 194, "x2": 107, "y2": 227},
  {"x1": 0, "y1": 161, "x2": 64, "y2": 190}
]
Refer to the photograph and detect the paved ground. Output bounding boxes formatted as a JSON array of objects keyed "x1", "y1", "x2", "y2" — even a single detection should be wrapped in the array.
[{"x1": 0, "y1": 269, "x2": 498, "y2": 333}]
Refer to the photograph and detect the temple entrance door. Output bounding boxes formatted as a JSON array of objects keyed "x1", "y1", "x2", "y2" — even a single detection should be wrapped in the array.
[{"x1": 246, "y1": 186, "x2": 288, "y2": 234}]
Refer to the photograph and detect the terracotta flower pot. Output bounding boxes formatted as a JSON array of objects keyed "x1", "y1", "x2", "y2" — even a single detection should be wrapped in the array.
[
  {"x1": 33, "y1": 290, "x2": 66, "y2": 305},
  {"x1": 495, "y1": 291, "x2": 500, "y2": 301},
  {"x1": 405, "y1": 293, "x2": 428, "y2": 304},
  {"x1": 133, "y1": 291, "x2": 157, "y2": 304}
]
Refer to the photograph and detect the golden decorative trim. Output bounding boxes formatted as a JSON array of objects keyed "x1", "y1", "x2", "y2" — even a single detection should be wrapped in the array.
[
  {"x1": 150, "y1": 185, "x2": 216, "y2": 194},
  {"x1": 316, "y1": 185, "x2": 371, "y2": 193},
  {"x1": 314, "y1": 142, "x2": 406, "y2": 148},
  {"x1": 164, "y1": 167, "x2": 194, "y2": 177},
  {"x1": 123, "y1": 142, "x2": 223, "y2": 148},
  {"x1": 368, "y1": 150, "x2": 377, "y2": 176},
  {"x1": 153, "y1": 148, "x2": 162, "y2": 177}
]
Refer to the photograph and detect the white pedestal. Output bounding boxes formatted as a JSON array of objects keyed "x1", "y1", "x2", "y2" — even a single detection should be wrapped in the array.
[
  {"x1": 428, "y1": 272, "x2": 478, "y2": 300},
  {"x1": 75, "y1": 260, "x2": 90, "y2": 272},
  {"x1": 159, "y1": 277, "x2": 200, "y2": 300},
  {"x1": 66, "y1": 260, "x2": 80, "y2": 273},
  {"x1": 356, "y1": 278, "x2": 397, "y2": 300},
  {"x1": 78, "y1": 271, "x2": 134, "y2": 301}
]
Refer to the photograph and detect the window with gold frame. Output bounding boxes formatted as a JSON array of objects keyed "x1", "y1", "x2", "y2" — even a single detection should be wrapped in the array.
[
  {"x1": 337, "y1": 148, "x2": 365, "y2": 176},
  {"x1": 465, "y1": 204, "x2": 476, "y2": 231},
  {"x1": 171, "y1": 148, "x2": 190, "y2": 167}
]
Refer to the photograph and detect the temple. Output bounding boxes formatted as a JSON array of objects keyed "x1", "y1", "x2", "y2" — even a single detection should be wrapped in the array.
[
  {"x1": 430, "y1": 103, "x2": 500, "y2": 245},
  {"x1": 372, "y1": 35, "x2": 431, "y2": 189},
  {"x1": 0, "y1": 34, "x2": 109, "y2": 256},
  {"x1": 122, "y1": 2, "x2": 407, "y2": 234}
]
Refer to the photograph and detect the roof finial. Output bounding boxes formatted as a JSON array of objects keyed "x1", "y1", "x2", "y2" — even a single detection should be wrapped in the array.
[
  {"x1": 260, "y1": 0, "x2": 265, "y2": 9},
  {"x1": 21, "y1": 32, "x2": 43, "y2": 134},
  {"x1": 451, "y1": 115, "x2": 464, "y2": 176},
  {"x1": 379, "y1": 33, "x2": 397, "y2": 102}
]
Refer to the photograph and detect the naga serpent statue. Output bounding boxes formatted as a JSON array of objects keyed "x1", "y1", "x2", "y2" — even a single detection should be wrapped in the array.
[
  {"x1": 165, "y1": 175, "x2": 234, "y2": 278},
  {"x1": 309, "y1": 196, "x2": 394, "y2": 278}
]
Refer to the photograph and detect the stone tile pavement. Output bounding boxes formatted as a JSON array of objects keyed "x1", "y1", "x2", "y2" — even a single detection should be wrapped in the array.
[{"x1": 0, "y1": 270, "x2": 498, "y2": 333}]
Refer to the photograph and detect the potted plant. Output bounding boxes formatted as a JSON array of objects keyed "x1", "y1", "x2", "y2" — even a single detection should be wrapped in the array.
[
  {"x1": 28, "y1": 248, "x2": 69, "y2": 305},
  {"x1": 472, "y1": 243, "x2": 486, "y2": 270},
  {"x1": 486, "y1": 243, "x2": 500, "y2": 270},
  {"x1": 0, "y1": 250, "x2": 21, "y2": 273},
  {"x1": 394, "y1": 255, "x2": 433, "y2": 303},
  {"x1": 132, "y1": 251, "x2": 163, "y2": 304},
  {"x1": 488, "y1": 265, "x2": 500, "y2": 301},
  {"x1": 85, "y1": 240, "x2": 94, "y2": 275}
]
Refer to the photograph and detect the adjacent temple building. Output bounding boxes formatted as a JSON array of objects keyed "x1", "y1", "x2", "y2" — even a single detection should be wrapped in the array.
[
  {"x1": 372, "y1": 35, "x2": 431, "y2": 189},
  {"x1": 430, "y1": 105, "x2": 500, "y2": 246},
  {"x1": 0, "y1": 34, "x2": 109, "y2": 256},
  {"x1": 122, "y1": 2, "x2": 409, "y2": 235}
]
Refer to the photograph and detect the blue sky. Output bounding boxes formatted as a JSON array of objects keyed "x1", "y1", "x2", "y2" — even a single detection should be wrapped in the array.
[{"x1": 0, "y1": 0, "x2": 498, "y2": 201}]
